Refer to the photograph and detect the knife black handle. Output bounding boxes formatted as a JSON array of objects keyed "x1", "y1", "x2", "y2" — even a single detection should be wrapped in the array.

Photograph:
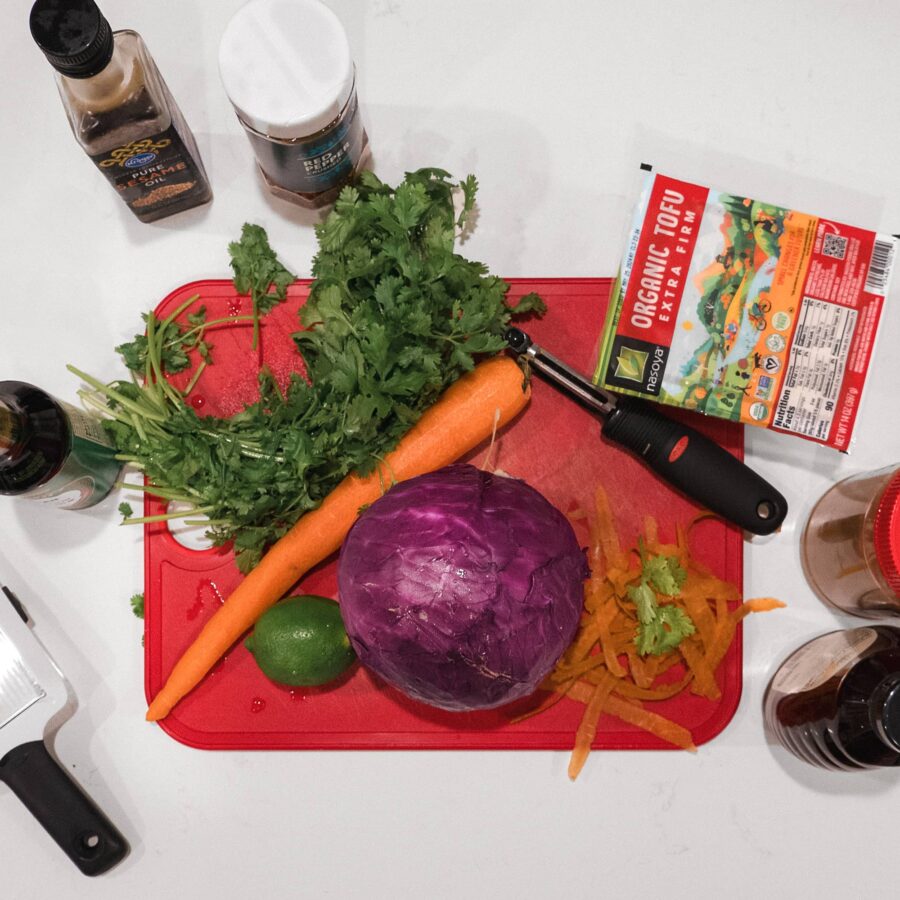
[
  {"x1": 601, "y1": 396, "x2": 787, "y2": 535},
  {"x1": 0, "y1": 740, "x2": 128, "y2": 876}
]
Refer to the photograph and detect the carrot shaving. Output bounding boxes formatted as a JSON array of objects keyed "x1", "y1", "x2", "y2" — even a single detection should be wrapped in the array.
[
  {"x1": 593, "y1": 484, "x2": 624, "y2": 569},
  {"x1": 528, "y1": 485, "x2": 785, "y2": 779},
  {"x1": 678, "y1": 638, "x2": 721, "y2": 699},
  {"x1": 705, "y1": 597, "x2": 787, "y2": 672},
  {"x1": 596, "y1": 601, "x2": 627, "y2": 677},
  {"x1": 568, "y1": 675, "x2": 617, "y2": 780},
  {"x1": 611, "y1": 673, "x2": 692, "y2": 701},
  {"x1": 643, "y1": 515, "x2": 659, "y2": 547},
  {"x1": 603, "y1": 695, "x2": 697, "y2": 752}
]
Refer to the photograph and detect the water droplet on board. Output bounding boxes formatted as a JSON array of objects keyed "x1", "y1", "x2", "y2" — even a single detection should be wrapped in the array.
[
  {"x1": 186, "y1": 596, "x2": 202, "y2": 621},
  {"x1": 186, "y1": 580, "x2": 225, "y2": 620},
  {"x1": 210, "y1": 653, "x2": 229, "y2": 675},
  {"x1": 190, "y1": 395, "x2": 206, "y2": 410},
  {"x1": 250, "y1": 697, "x2": 267, "y2": 713},
  {"x1": 289, "y1": 689, "x2": 308, "y2": 702},
  {"x1": 227, "y1": 298, "x2": 242, "y2": 317}
]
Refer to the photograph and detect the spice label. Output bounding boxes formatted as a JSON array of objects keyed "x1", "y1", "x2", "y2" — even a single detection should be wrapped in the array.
[
  {"x1": 247, "y1": 93, "x2": 366, "y2": 195},
  {"x1": 60, "y1": 401, "x2": 114, "y2": 447},
  {"x1": 596, "y1": 169, "x2": 896, "y2": 450},
  {"x1": 90, "y1": 125, "x2": 204, "y2": 215},
  {"x1": 770, "y1": 628, "x2": 877, "y2": 694}
]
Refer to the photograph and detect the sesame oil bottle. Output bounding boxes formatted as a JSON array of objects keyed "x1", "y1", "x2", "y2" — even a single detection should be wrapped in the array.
[{"x1": 30, "y1": 0, "x2": 212, "y2": 222}]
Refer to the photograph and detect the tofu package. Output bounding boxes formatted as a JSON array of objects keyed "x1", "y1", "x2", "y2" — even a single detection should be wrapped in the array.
[{"x1": 594, "y1": 166, "x2": 896, "y2": 451}]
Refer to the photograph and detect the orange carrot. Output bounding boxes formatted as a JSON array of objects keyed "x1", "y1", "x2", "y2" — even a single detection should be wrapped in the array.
[{"x1": 146, "y1": 355, "x2": 530, "y2": 721}]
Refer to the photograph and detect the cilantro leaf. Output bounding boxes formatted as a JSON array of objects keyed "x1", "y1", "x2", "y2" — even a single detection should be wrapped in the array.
[
  {"x1": 627, "y1": 581, "x2": 658, "y2": 625},
  {"x1": 645, "y1": 554, "x2": 686, "y2": 596},
  {"x1": 630, "y1": 549, "x2": 695, "y2": 656},
  {"x1": 130, "y1": 593, "x2": 145, "y2": 619},
  {"x1": 229, "y1": 223, "x2": 295, "y2": 349},
  {"x1": 635, "y1": 606, "x2": 696, "y2": 656},
  {"x1": 115, "y1": 319, "x2": 190, "y2": 375}
]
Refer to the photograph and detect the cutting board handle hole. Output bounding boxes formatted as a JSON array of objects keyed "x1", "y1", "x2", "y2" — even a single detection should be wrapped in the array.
[{"x1": 166, "y1": 501, "x2": 215, "y2": 552}]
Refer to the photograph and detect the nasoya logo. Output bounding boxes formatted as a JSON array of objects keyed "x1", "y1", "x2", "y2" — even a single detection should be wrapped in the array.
[{"x1": 614, "y1": 346, "x2": 648, "y2": 382}]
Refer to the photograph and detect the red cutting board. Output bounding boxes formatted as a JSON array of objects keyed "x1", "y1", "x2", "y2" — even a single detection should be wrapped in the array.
[{"x1": 144, "y1": 278, "x2": 744, "y2": 750}]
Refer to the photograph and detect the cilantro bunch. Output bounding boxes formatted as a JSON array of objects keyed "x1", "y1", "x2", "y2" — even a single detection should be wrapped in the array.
[
  {"x1": 292, "y1": 168, "x2": 545, "y2": 482},
  {"x1": 70, "y1": 170, "x2": 545, "y2": 571},
  {"x1": 627, "y1": 542, "x2": 696, "y2": 656}
]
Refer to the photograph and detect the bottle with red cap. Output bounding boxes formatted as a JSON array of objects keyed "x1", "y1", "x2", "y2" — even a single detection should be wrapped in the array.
[{"x1": 801, "y1": 466, "x2": 900, "y2": 617}]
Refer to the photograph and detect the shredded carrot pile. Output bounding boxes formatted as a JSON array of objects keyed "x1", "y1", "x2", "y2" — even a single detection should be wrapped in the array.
[{"x1": 519, "y1": 486, "x2": 785, "y2": 780}]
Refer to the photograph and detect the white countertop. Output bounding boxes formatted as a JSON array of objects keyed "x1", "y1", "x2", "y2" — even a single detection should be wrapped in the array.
[{"x1": 3, "y1": 1, "x2": 900, "y2": 896}]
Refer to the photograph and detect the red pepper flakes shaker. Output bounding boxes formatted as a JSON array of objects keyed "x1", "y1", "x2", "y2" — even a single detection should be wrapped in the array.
[
  {"x1": 218, "y1": 0, "x2": 370, "y2": 209},
  {"x1": 801, "y1": 465, "x2": 900, "y2": 618}
]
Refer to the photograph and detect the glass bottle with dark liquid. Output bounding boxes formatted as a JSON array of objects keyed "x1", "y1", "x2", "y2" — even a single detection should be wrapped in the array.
[
  {"x1": 30, "y1": 0, "x2": 212, "y2": 222},
  {"x1": 0, "y1": 381, "x2": 120, "y2": 510},
  {"x1": 763, "y1": 625, "x2": 900, "y2": 770}
]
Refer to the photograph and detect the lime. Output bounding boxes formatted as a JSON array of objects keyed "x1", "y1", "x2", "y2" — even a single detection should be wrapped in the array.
[{"x1": 245, "y1": 595, "x2": 356, "y2": 686}]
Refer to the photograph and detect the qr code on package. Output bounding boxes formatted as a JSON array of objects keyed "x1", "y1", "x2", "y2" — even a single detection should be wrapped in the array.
[{"x1": 822, "y1": 233, "x2": 848, "y2": 259}]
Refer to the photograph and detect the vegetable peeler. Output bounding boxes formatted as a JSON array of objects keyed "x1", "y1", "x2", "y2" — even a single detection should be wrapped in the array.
[
  {"x1": 0, "y1": 581, "x2": 128, "y2": 875},
  {"x1": 504, "y1": 327, "x2": 788, "y2": 535}
]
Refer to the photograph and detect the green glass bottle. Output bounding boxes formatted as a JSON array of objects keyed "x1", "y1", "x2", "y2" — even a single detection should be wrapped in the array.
[{"x1": 0, "y1": 381, "x2": 121, "y2": 510}]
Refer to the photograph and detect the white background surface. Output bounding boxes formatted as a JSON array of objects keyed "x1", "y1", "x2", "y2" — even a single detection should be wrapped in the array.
[{"x1": 3, "y1": 1, "x2": 900, "y2": 897}]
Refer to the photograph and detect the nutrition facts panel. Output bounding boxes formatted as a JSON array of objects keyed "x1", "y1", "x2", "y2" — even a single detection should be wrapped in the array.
[{"x1": 772, "y1": 297, "x2": 857, "y2": 440}]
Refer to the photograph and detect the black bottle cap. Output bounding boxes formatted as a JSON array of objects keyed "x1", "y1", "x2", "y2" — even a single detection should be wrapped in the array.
[{"x1": 30, "y1": 0, "x2": 114, "y2": 79}]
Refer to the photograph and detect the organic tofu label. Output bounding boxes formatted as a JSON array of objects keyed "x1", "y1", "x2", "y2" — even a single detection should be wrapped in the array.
[{"x1": 596, "y1": 168, "x2": 896, "y2": 451}]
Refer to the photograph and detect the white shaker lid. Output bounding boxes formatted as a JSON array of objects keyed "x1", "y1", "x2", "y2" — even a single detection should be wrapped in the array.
[{"x1": 219, "y1": 0, "x2": 355, "y2": 140}]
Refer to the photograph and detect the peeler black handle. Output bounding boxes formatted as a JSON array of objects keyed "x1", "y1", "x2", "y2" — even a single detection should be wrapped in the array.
[
  {"x1": 0, "y1": 740, "x2": 128, "y2": 876},
  {"x1": 602, "y1": 395, "x2": 787, "y2": 535}
]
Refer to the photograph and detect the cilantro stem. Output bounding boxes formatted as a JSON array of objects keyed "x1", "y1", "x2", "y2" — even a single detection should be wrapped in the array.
[
  {"x1": 139, "y1": 363, "x2": 167, "y2": 415},
  {"x1": 145, "y1": 313, "x2": 184, "y2": 408},
  {"x1": 160, "y1": 293, "x2": 202, "y2": 330},
  {"x1": 128, "y1": 410, "x2": 149, "y2": 443},
  {"x1": 67, "y1": 365, "x2": 168, "y2": 423},
  {"x1": 168, "y1": 315, "x2": 255, "y2": 347},
  {"x1": 183, "y1": 360, "x2": 208, "y2": 396},
  {"x1": 195, "y1": 428, "x2": 285, "y2": 462},
  {"x1": 114, "y1": 481, "x2": 198, "y2": 502},
  {"x1": 251, "y1": 296, "x2": 261, "y2": 351},
  {"x1": 77, "y1": 389, "x2": 117, "y2": 419},
  {"x1": 121, "y1": 504, "x2": 215, "y2": 526}
]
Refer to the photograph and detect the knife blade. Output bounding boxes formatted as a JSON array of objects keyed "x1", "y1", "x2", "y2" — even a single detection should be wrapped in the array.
[
  {"x1": 0, "y1": 625, "x2": 45, "y2": 730},
  {"x1": 0, "y1": 581, "x2": 128, "y2": 876},
  {"x1": 504, "y1": 327, "x2": 788, "y2": 535}
]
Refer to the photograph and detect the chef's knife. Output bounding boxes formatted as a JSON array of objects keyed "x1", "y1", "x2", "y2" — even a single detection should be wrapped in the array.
[
  {"x1": 0, "y1": 582, "x2": 128, "y2": 876},
  {"x1": 504, "y1": 327, "x2": 788, "y2": 535}
]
